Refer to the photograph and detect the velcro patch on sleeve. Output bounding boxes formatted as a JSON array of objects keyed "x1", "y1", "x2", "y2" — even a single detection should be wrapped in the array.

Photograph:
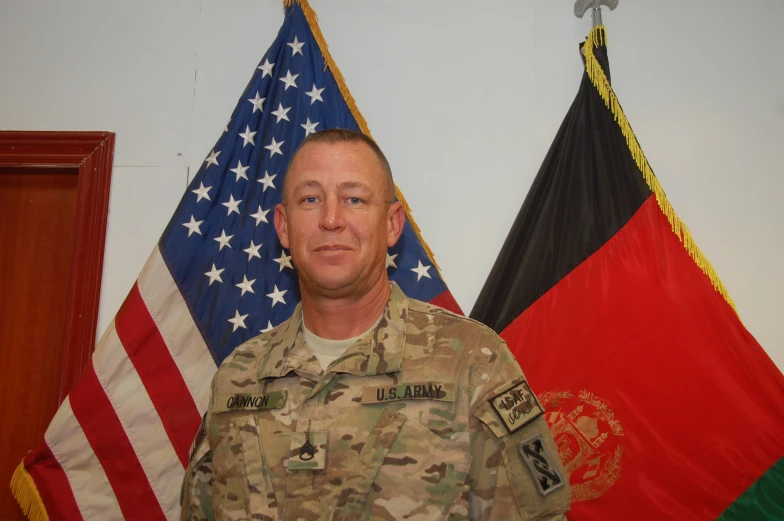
[
  {"x1": 518, "y1": 434, "x2": 565, "y2": 496},
  {"x1": 362, "y1": 382, "x2": 455, "y2": 404},
  {"x1": 489, "y1": 380, "x2": 544, "y2": 434}
]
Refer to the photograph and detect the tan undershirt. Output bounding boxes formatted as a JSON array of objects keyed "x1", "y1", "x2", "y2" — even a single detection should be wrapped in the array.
[{"x1": 302, "y1": 313, "x2": 383, "y2": 370}]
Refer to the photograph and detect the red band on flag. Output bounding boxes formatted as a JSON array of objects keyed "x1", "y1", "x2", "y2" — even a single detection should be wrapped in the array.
[
  {"x1": 429, "y1": 290, "x2": 463, "y2": 315},
  {"x1": 23, "y1": 445, "x2": 82, "y2": 521},
  {"x1": 116, "y1": 284, "x2": 201, "y2": 467},
  {"x1": 69, "y1": 363, "x2": 167, "y2": 521}
]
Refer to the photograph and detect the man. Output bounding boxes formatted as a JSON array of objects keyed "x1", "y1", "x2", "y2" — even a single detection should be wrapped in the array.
[{"x1": 181, "y1": 129, "x2": 571, "y2": 521}]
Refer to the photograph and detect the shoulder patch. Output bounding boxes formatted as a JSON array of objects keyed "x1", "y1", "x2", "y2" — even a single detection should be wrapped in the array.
[
  {"x1": 489, "y1": 380, "x2": 544, "y2": 434},
  {"x1": 518, "y1": 434, "x2": 566, "y2": 496}
]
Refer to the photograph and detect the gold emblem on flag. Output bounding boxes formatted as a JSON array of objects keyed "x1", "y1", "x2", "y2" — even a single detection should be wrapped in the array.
[{"x1": 540, "y1": 390, "x2": 624, "y2": 502}]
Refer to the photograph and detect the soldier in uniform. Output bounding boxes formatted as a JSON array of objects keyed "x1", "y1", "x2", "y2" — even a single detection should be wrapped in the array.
[{"x1": 180, "y1": 129, "x2": 571, "y2": 521}]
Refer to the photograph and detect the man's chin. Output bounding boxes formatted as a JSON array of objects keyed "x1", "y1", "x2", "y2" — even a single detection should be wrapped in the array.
[{"x1": 308, "y1": 272, "x2": 360, "y2": 295}]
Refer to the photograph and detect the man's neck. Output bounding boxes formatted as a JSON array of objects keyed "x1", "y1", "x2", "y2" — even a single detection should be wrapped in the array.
[{"x1": 301, "y1": 278, "x2": 391, "y2": 340}]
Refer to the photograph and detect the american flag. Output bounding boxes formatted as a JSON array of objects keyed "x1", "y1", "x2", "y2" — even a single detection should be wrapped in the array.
[{"x1": 16, "y1": 2, "x2": 461, "y2": 519}]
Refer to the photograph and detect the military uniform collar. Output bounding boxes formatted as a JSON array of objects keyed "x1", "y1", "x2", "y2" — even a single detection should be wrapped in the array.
[{"x1": 257, "y1": 282, "x2": 409, "y2": 380}]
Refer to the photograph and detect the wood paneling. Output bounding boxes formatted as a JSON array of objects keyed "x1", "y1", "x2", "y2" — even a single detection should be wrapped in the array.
[{"x1": 0, "y1": 167, "x2": 79, "y2": 520}]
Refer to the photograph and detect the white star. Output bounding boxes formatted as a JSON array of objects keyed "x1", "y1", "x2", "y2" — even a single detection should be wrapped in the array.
[
  {"x1": 213, "y1": 229, "x2": 233, "y2": 251},
  {"x1": 228, "y1": 310, "x2": 249, "y2": 332},
  {"x1": 264, "y1": 137, "x2": 284, "y2": 158},
  {"x1": 191, "y1": 182, "x2": 212, "y2": 202},
  {"x1": 258, "y1": 171, "x2": 277, "y2": 192},
  {"x1": 243, "y1": 240, "x2": 262, "y2": 261},
  {"x1": 305, "y1": 84, "x2": 324, "y2": 104},
  {"x1": 204, "y1": 149, "x2": 220, "y2": 168},
  {"x1": 386, "y1": 253, "x2": 398, "y2": 269},
  {"x1": 260, "y1": 321, "x2": 274, "y2": 333},
  {"x1": 273, "y1": 250, "x2": 293, "y2": 272},
  {"x1": 229, "y1": 160, "x2": 249, "y2": 182},
  {"x1": 222, "y1": 195, "x2": 242, "y2": 216},
  {"x1": 238, "y1": 125, "x2": 257, "y2": 147},
  {"x1": 204, "y1": 263, "x2": 224, "y2": 286},
  {"x1": 287, "y1": 36, "x2": 304, "y2": 56},
  {"x1": 257, "y1": 58, "x2": 274, "y2": 78},
  {"x1": 301, "y1": 117, "x2": 319, "y2": 137},
  {"x1": 182, "y1": 215, "x2": 203, "y2": 237},
  {"x1": 250, "y1": 205, "x2": 270, "y2": 226},
  {"x1": 266, "y1": 285, "x2": 288, "y2": 307},
  {"x1": 271, "y1": 103, "x2": 291, "y2": 123},
  {"x1": 247, "y1": 92, "x2": 265, "y2": 113},
  {"x1": 235, "y1": 275, "x2": 256, "y2": 297},
  {"x1": 279, "y1": 70, "x2": 299, "y2": 91},
  {"x1": 410, "y1": 260, "x2": 432, "y2": 281}
]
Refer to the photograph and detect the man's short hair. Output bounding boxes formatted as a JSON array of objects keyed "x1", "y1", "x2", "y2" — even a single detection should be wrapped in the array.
[{"x1": 282, "y1": 128, "x2": 395, "y2": 203}]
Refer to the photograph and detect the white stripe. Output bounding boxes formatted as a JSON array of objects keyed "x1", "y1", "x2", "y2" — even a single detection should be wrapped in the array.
[
  {"x1": 138, "y1": 245, "x2": 218, "y2": 414},
  {"x1": 45, "y1": 396, "x2": 123, "y2": 520},
  {"x1": 93, "y1": 323, "x2": 183, "y2": 521}
]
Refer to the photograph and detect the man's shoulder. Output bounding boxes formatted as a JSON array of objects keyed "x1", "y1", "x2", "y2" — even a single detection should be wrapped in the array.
[{"x1": 406, "y1": 296, "x2": 501, "y2": 344}]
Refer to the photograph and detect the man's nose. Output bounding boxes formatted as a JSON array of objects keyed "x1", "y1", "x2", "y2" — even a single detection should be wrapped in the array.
[{"x1": 319, "y1": 196, "x2": 346, "y2": 231}]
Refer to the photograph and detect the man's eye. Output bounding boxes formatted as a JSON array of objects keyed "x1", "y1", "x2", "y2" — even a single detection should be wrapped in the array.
[
  {"x1": 347, "y1": 197, "x2": 362, "y2": 205},
  {"x1": 302, "y1": 196, "x2": 318, "y2": 204}
]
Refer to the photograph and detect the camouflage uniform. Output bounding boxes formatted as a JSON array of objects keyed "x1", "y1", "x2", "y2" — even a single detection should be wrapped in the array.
[{"x1": 181, "y1": 283, "x2": 570, "y2": 520}]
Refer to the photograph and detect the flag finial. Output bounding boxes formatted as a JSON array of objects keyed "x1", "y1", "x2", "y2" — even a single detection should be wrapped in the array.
[{"x1": 574, "y1": 0, "x2": 619, "y2": 27}]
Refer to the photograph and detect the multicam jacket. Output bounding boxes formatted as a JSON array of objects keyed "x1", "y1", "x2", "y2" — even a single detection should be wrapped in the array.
[{"x1": 181, "y1": 283, "x2": 571, "y2": 521}]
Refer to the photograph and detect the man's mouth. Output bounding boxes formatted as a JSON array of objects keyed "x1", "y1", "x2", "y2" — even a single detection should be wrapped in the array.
[{"x1": 314, "y1": 244, "x2": 352, "y2": 252}]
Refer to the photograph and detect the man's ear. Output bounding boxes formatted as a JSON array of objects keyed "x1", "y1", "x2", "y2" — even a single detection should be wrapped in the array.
[
  {"x1": 274, "y1": 203, "x2": 290, "y2": 249},
  {"x1": 386, "y1": 201, "x2": 405, "y2": 248}
]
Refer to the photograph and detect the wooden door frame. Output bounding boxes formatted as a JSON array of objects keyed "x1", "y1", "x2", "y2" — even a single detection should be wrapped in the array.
[{"x1": 0, "y1": 131, "x2": 115, "y2": 404}]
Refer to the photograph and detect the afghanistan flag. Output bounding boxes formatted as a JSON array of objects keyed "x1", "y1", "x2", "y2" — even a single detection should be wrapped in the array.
[
  {"x1": 10, "y1": 1, "x2": 459, "y2": 519},
  {"x1": 470, "y1": 26, "x2": 784, "y2": 520}
]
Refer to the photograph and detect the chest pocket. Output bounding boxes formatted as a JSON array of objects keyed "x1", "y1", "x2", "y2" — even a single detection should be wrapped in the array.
[
  {"x1": 370, "y1": 409, "x2": 472, "y2": 521},
  {"x1": 210, "y1": 395, "x2": 289, "y2": 520}
]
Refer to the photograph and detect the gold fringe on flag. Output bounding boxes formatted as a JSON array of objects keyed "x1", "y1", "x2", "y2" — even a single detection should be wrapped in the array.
[
  {"x1": 582, "y1": 25, "x2": 738, "y2": 313},
  {"x1": 10, "y1": 460, "x2": 50, "y2": 521},
  {"x1": 283, "y1": 0, "x2": 442, "y2": 273}
]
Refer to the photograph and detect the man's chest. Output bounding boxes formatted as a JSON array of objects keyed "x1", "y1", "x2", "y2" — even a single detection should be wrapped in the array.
[{"x1": 208, "y1": 370, "x2": 474, "y2": 521}]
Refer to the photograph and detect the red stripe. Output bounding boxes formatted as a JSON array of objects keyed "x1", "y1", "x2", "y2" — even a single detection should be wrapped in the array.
[
  {"x1": 69, "y1": 363, "x2": 166, "y2": 521},
  {"x1": 115, "y1": 284, "x2": 201, "y2": 467},
  {"x1": 429, "y1": 290, "x2": 463, "y2": 315},
  {"x1": 23, "y1": 444, "x2": 82, "y2": 520}
]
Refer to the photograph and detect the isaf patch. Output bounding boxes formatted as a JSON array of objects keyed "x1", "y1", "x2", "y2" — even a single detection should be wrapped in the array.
[
  {"x1": 518, "y1": 434, "x2": 565, "y2": 496},
  {"x1": 489, "y1": 380, "x2": 544, "y2": 434}
]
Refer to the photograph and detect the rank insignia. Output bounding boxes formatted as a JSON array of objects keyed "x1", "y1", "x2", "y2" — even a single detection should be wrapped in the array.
[{"x1": 289, "y1": 431, "x2": 327, "y2": 470}]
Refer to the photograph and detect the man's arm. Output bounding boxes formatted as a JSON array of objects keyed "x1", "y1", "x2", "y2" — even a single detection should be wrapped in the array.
[{"x1": 468, "y1": 340, "x2": 571, "y2": 520}]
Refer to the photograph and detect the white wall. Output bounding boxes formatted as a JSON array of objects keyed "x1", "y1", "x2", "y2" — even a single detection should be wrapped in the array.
[{"x1": 1, "y1": 0, "x2": 782, "y2": 369}]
